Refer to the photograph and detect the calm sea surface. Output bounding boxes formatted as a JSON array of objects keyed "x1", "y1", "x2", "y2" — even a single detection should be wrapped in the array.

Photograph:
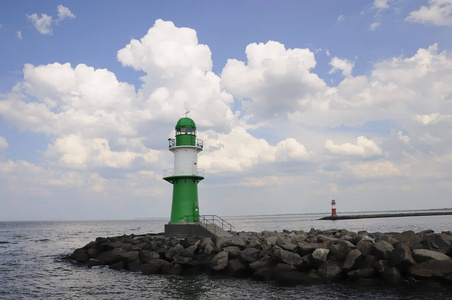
[{"x1": 1, "y1": 214, "x2": 452, "y2": 299}]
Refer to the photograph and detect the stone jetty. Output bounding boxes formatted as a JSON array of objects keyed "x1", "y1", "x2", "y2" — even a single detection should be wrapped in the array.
[
  {"x1": 65, "y1": 228, "x2": 452, "y2": 286},
  {"x1": 320, "y1": 211, "x2": 452, "y2": 220}
]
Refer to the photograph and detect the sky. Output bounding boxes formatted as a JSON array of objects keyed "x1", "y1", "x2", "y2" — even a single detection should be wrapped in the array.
[{"x1": 0, "y1": 0, "x2": 451, "y2": 221}]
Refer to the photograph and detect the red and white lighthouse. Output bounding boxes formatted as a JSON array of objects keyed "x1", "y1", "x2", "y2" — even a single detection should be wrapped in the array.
[{"x1": 331, "y1": 199, "x2": 337, "y2": 216}]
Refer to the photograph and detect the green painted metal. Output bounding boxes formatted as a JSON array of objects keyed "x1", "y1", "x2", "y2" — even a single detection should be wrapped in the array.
[
  {"x1": 175, "y1": 117, "x2": 197, "y2": 146},
  {"x1": 169, "y1": 176, "x2": 201, "y2": 222},
  {"x1": 176, "y1": 134, "x2": 196, "y2": 146},
  {"x1": 176, "y1": 117, "x2": 196, "y2": 129}
]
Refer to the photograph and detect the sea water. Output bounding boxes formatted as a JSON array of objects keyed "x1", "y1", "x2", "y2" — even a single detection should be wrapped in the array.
[{"x1": 1, "y1": 214, "x2": 452, "y2": 299}]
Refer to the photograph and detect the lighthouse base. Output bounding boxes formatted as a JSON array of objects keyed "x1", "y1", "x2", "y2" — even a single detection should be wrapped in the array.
[
  {"x1": 165, "y1": 223, "x2": 232, "y2": 238},
  {"x1": 165, "y1": 223, "x2": 212, "y2": 238}
]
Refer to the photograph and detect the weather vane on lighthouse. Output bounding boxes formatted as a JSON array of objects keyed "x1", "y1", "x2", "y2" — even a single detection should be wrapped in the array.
[{"x1": 183, "y1": 110, "x2": 190, "y2": 117}]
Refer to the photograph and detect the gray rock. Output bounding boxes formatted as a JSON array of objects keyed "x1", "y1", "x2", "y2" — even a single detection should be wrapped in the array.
[
  {"x1": 211, "y1": 251, "x2": 228, "y2": 271},
  {"x1": 138, "y1": 259, "x2": 172, "y2": 275},
  {"x1": 280, "y1": 249, "x2": 303, "y2": 267},
  {"x1": 329, "y1": 240, "x2": 355, "y2": 261},
  {"x1": 312, "y1": 248, "x2": 329, "y2": 262},
  {"x1": 356, "y1": 240, "x2": 373, "y2": 256},
  {"x1": 109, "y1": 261, "x2": 125, "y2": 270},
  {"x1": 290, "y1": 232, "x2": 307, "y2": 244},
  {"x1": 409, "y1": 260, "x2": 452, "y2": 278},
  {"x1": 392, "y1": 231, "x2": 421, "y2": 249},
  {"x1": 277, "y1": 239, "x2": 297, "y2": 252},
  {"x1": 372, "y1": 240, "x2": 394, "y2": 259},
  {"x1": 390, "y1": 242, "x2": 415, "y2": 269},
  {"x1": 179, "y1": 245, "x2": 197, "y2": 257},
  {"x1": 357, "y1": 254, "x2": 376, "y2": 269},
  {"x1": 297, "y1": 242, "x2": 323, "y2": 255},
  {"x1": 247, "y1": 236, "x2": 263, "y2": 249},
  {"x1": 318, "y1": 260, "x2": 342, "y2": 281},
  {"x1": 240, "y1": 247, "x2": 261, "y2": 263},
  {"x1": 422, "y1": 234, "x2": 451, "y2": 254},
  {"x1": 164, "y1": 244, "x2": 184, "y2": 260},
  {"x1": 249, "y1": 255, "x2": 273, "y2": 271},
  {"x1": 96, "y1": 248, "x2": 126, "y2": 265},
  {"x1": 223, "y1": 246, "x2": 241, "y2": 258},
  {"x1": 139, "y1": 250, "x2": 160, "y2": 263},
  {"x1": 412, "y1": 249, "x2": 451, "y2": 262},
  {"x1": 71, "y1": 249, "x2": 89, "y2": 262},
  {"x1": 343, "y1": 249, "x2": 361, "y2": 270},
  {"x1": 217, "y1": 236, "x2": 246, "y2": 250},
  {"x1": 201, "y1": 238, "x2": 215, "y2": 254}
]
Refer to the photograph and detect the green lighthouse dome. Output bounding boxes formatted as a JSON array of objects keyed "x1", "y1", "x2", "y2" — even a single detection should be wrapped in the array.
[{"x1": 175, "y1": 117, "x2": 196, "y2": 130}]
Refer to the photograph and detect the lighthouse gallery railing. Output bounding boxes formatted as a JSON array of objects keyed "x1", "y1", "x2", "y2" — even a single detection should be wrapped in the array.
[{"x1": 183, "y1": 215, "x2": 234, "y2": 233}]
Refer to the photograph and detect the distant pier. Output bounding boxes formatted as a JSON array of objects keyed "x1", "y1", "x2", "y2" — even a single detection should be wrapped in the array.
[{"x1": 320, "y1": 210, "x2": 452, "y2": 220}]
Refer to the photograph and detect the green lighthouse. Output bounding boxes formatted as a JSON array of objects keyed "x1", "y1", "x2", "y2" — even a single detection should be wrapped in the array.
[{"x1": 163, "y1": 116, "x2": 204, "y2": 223}]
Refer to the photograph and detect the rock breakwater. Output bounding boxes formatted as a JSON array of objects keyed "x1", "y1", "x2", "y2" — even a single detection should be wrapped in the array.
[{"x1": 65, "y1": 228, "x2": 452, "y2": 286}]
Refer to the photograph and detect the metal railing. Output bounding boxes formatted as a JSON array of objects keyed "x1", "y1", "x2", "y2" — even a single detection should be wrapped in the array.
[
  {"x1": 163, "y1": 168, "x2": 205, "y2": 177},
  {"x1": 168, "y1": 138, "x2": 203, "y2": 149},
  {"x1": 183, "y1": 214, "x2": 234, "y2": 234}
]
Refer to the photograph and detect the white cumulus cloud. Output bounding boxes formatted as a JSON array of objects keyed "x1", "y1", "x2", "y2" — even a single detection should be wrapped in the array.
[
  {"x1": 325, "y1": 136, "x2": 383, "y2": 157},
  {"x1": 329, "y1": 57, "x2": 354, "y2": 77},
  {"x1": 374, "y1": 0, "x2": 390, "y2": 9},
  {"x1": 221, "y1": 41, "x2": 327, "y2": 119},
  {"x1": 56, "y1": 5, "x2": 75, "y2": 23},
  {"x1": 406, "y1": 0, "x2": 452, "y2": 26},
  {"x1": 27, "y1": 13, "x2": 53, "y2": 35}
]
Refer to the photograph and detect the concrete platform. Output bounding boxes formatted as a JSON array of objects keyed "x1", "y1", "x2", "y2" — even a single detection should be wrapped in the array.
[{"x1": 164, "y1": 222, "x2": 232, "y2": 238}]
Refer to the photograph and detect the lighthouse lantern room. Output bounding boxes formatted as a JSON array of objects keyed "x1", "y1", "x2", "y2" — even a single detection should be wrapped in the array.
[{"x1": 163, "y1": 116, "x2": 204, "y2": 223}]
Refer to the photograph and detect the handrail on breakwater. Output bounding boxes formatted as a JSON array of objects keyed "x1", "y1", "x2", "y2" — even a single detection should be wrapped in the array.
[{"x1": 183, "y1": 214, "x2": 234, "y2": 234}]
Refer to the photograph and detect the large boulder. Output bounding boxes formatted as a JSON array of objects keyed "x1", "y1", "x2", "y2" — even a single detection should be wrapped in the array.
[
  {"x1": 240, "y1": 247, "x2": 262, "y2": 263},
  {"x1": 164, "y1": 244, "x2": 184, "y2": 260},
  {"x1": 71, "y1": 249, "x2": 89, "y2": 262},
  {"x1": 297, "y1": 242, "x2": 323, "y2": 256},
  {"x1": 392, "y1": 231, "x2": 421, "y2": 249},
  {"x1": 200, "y1": 238, "x2": 215, "y2": 255},
  {"x1": 390, "y1": 242, "x2": 415, "y2": 269},
  {"x1": 343, "y1": 249, "x2": 361, "y2": 270},
  {"x1": 412, "y1": 249, "x2": 451, "y2": 262},
  {"x1": 96, "y1": 248, "x2": 126, "y2": 265},
  {"x1": 318, "y1": 260, "x2": 343, "y2": 281},
  {"x1": 356, "y1": 240, "x2": 373, "y2": 256},
  {"x1": 280, "y1": 249, "x2": 303, "y2": 267},
  {"x1": 217, "y1": 236, "x2": 246, "y2": 250},
  {"x1": 372, "y1": 240, "x2": 394, "y2": 259},
  {"x1": 311, "y1": 248, "x2": 330, "y2": 263},
  {"x1": 329, "y1": 240, "x2": 355, "y2": 261},
  {"x1": 223, "y1": 246, "x2": 241, "y2": 258},
  {"x1": 139, "y1": 250, "x2": 160, "y2": 263},
  {"x1": 211, "y1": 251, "x2": 228, "y2": 271},
  {"x1": 422, "y1": 234, "x2": 451, "y2": 254},
  {"x1": 138, "y1": 259, "x2": 172, "y2": 275},
  {"x1": 409, "y1": 260, "x2": 452, "y2": 278}
]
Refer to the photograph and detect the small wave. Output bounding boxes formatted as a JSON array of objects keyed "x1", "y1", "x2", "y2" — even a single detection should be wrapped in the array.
[
  {"x1": 34, "y1": 239, "x2": 50, "y2": 243},
  {"x1": 0, "y1": 241, "x2": 10, "y2": 244}
]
